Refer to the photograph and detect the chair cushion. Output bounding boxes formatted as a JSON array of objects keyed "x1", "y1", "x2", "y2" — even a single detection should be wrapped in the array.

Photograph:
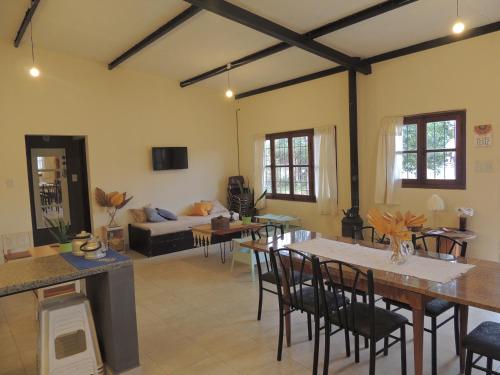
[
  {"x1": 284, "y1": 286, "x2": 348, "y2": 315},
  {"x1": 463, "y1": 321, "x2": 500, "y2": 360},
  {"x1": 331, "y1": 303, "x2": 408, "y2": 341},
  {"x1": 261, "y1": 270, "x2": 312, "y2": 285},
  {"x1": 382, "y1": 298, "x2": 455, "y2": 317}
]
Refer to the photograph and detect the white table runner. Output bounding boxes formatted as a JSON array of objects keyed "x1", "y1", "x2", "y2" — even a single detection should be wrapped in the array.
[{"x1": 287, "y1": 238, "x2": 475, "y2": 284}]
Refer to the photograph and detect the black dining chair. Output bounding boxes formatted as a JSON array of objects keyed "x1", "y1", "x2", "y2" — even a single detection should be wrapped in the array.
[
  {"x1": 463, "y1": 321, "x2": 500, "y2": 375},
  {"x1": 251, "y1": 224, "x2": 287, "y2": 320},
  {"x1": 314, "y1": 258, "x2": 407, "y2": 375},
  {"x1": 384, "y1": 233, "x2": 468, "y2": 375},
  {"x1": 270, "y1": 248, "x2": 350, "y2": 375},
  {"x1": 351, "y1": 226, "x2": 386, "y2": 244}
]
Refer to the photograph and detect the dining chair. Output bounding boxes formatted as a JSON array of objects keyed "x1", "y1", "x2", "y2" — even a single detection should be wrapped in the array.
[
  {"x1": 351, "y1": 226, "x2": 386, "y2": 244},
  {"x1": 270, "y1": 248, "x2": 349, "y2": 375},
  {"x1": 462, "y1": 321, "x2": 500, "y2": 375},
  {"x1": 384, "y1": 233, "x2": 468, "y2": 375},
  {"x1": 314, "y1": 258, "x2": 408, "y2": 375},
  {"x1": 250, "y1": 224, "x2": 288, "y2": 320}
]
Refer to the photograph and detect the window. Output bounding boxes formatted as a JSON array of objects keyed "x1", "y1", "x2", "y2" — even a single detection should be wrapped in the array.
[
  {"x1": 264, "y1": 129, "x2": 315, "y2": 202},
  {"x1": 400, "y1": 110, "x2": 466, "y2": 189}
]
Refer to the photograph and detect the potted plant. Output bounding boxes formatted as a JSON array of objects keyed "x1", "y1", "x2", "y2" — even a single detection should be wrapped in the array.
[{"x1": 44, "y1": 217, "x2": 72, "y2": 253}]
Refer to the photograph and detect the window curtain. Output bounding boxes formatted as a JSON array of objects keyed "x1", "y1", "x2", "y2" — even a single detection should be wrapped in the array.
[
  {"x1": 314, "y1": 126, "x2": 338, "y2": 215},
  {"x1": 253, "y1": 134, "x2": 266, "y2": 209},
  {"x1": 374, "y1": 116, "x2": 404, "y2": 205}
]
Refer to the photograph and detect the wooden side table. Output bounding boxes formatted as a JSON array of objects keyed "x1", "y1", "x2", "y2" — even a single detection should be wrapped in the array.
[{"x1": 102, "y1": 226, "x2": 125, "y2": 252}]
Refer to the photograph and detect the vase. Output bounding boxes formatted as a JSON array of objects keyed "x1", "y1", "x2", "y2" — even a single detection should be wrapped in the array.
[{"x1": 389, "y1": 235, "x2": 406, "y2": 265}]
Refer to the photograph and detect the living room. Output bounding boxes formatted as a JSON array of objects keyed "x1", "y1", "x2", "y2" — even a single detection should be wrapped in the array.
[{"x1": 1, "y1": 1, "x2": 500, "y2": 375}]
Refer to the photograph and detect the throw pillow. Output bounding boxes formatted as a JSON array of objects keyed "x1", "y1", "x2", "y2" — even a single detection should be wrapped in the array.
[
  {"x1": 190, "y1": 202, "x2": 209, "y2": 216},
  {"x1": 203, "y1": 200, "x2": 228, "y2": 215},
  {"x1": 198, "y1": 201, "x2": 213, "y2": 213},
  {"x1": 144, "y1": 207, "x2": 167, "y2": 222},
  {"x1": 156, "y1": 208, "x2": 177, "y2": 221},
  {"x1": 129, "y1": 208, "x2": 147, "y2": 223}
]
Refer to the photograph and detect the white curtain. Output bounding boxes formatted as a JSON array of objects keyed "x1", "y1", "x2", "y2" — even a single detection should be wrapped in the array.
[
  {"x1": 314, "y1": 126, "x2": 338, "y2": 215},
  {"x1": 253, "y1": 134, "x2": 266, "y2": 209},
  {"x1": 374, "y1": 116, "x2": 404, "y2": 205}
]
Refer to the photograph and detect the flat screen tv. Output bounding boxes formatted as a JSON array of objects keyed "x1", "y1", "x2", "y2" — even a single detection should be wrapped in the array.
[{"x1": 152, "y1": 147, "x2": 188, "y2": 170}]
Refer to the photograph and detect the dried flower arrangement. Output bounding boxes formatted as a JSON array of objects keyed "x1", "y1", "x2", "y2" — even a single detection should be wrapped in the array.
[
  {"x1": 95, "y1": 187, "x2": 133, "y2": 227},
  {"x1": 367, "y1": 208, "x2": 427, "y2": 264}
]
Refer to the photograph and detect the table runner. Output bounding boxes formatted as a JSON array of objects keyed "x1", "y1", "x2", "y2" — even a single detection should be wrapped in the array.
[
  {"x1": 287, "y1": 238, "x2": 475, "y2": 284},
  {"x1": 61, "y1": 249, "x2": 129, "y2": 270}
]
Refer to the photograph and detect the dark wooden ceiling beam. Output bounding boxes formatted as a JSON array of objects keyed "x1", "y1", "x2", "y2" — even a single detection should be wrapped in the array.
[
  {"x1": 236, "y1": 21, "x2": 500, "y2": 99},
  {"x1": 183, "y1": 0, "x2": 371, "y2": 74},
  {"x1": 14, "y1": 0, "x2": 41, "y2": 48},
  {"x1": 180, "y1": 0, "x2": 416, "y2": 87},
  {"x1": 108, "y1": 5, "x2": 201, "y2": 70}
]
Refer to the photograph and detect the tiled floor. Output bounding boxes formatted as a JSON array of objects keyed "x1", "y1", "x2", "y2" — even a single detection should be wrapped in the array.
[{"x1": 0, "y1": 245, "x2": 499, "y2": 374}]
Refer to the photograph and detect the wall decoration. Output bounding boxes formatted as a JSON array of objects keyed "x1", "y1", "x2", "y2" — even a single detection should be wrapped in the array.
[{"x1": 474, "y1": 124, "x2": 492, "y2": 147}]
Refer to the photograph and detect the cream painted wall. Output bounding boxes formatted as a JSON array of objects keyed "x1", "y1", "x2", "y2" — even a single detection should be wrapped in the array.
[
  {"x1": 237, "y1": 73, "x2": 350, "y2": 236},
  {"x1": 0, "y1": 40, "x2": 237, "y2": 242},
  {"x1": 358, "y1": 32, "x2": 500, "y2": 261},
  {"x1": 237, "y1": 32, "x2": 500, "y2": 261}
]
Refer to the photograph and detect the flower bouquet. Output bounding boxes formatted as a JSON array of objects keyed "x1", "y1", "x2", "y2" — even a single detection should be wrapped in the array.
[
  {"x1": 367, "y1": 209, "x2": 427, "y2": 264},
  {"x1": 95, "y1": 188, "x2": 133, "y2": 227}
]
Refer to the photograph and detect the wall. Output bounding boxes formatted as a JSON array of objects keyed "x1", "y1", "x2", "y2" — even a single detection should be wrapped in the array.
[
  {"x1": 0, "y1": 39, "x2": 236, "y2": 242},
  {"x1": 358, "y1": 32, "x2": 500, "y2": 261},
  {"x1": 237, "y1": 73, "x2": 350, "y2": 236}
]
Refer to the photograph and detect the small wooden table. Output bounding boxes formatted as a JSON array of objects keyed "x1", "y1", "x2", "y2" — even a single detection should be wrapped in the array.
[
  {"x1": 191, "y1": 221, "x2": 262, "y2": 263},
  {"x1": 242, "y1": 230, "x2": 500, "y2": 375}
]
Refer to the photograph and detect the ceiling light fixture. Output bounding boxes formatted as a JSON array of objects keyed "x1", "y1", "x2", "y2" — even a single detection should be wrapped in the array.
[
  {"x1": 225, "y1": 63, "x2": 234, "y2": 98},
  {"x1": 29, "y1": 20, "x2": 40, "y2": 78},
  {"x1": 452, "y1": 0, "x2": 465, "y2": 34}
]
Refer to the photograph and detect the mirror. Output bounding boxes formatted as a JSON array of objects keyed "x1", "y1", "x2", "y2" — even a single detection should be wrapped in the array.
[{"x1": 31, "y1": 149, "x2": 71, "y2": 229}]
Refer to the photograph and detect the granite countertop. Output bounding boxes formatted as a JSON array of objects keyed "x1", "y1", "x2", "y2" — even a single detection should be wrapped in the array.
[{"x1": 0, "y1": 254, "x2": 132, "y2": 297}]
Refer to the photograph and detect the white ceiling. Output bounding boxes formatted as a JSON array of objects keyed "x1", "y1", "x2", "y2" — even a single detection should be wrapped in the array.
[{"x1": 0, "y1": 0, "x2": 499, "y2": 94}]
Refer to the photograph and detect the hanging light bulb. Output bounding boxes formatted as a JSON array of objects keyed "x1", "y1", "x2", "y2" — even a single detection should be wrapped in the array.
[
  {"x1": 452, "y1": 0, "x2": 465, "y2": 34},
  {"x1": 224, "y1": 63, "x2": 233, "y2": 98},
  {"x1": 29, "y1": 21, "x2": 41, "y2": 78}
]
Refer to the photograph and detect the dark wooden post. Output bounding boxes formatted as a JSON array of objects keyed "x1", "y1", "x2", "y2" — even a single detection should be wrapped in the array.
[{"x1": 348, "y1": 69, "x2": 360, "y2": 208}]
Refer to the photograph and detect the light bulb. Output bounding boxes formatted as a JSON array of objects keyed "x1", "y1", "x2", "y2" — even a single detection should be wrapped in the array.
[
  {"x1": 452, "y1": 20, "x2": 465, "y2": 34},
  {"x1": 225, "y1": 89, "x2": 234, "y2": 98},
  {"x1": 29, "y1": 66, "x2": 40, "y2": 77}
]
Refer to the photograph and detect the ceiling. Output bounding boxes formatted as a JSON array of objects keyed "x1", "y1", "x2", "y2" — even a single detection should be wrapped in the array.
[{"x1": 1, "y1": 0, "x2": 499, "y2": 94}]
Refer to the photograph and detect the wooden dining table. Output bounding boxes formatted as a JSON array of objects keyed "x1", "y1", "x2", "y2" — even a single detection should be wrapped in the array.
[{"x1": 241, "y1": 229, "x2": 500, "y2": 375}]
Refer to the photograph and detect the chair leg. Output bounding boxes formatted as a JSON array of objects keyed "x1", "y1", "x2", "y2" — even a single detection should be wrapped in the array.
[
  {"x1": 486, "y1": 358, "x2": 493, "y2": 375},
  {"x1": 362, "y1": 293, "x2": 369, "y2": 348},
  {"x1": 453, "y1": 305, "x2": 460, "y2": 356},
  {"x1": 230, "y1": 255, "x2": 235, "y2": 273},
  {"x1": 257, "y1": 280, "x2": 263, "y2": 321},
  {"x1": 383, "y1": 301, "x2": 390, "y2": 356},
  {"x1": 369, "y1": 338, "x2": 376, "y2": 375},
  {"x1": 355, "y1": 334, "x2": 360, "y2": 363},
  {"x1": 277, "y1": 305, "x2": 284, "y2": 361},
  {"x1": 307, "y1": 313, "x2": 312, "y2": 341},
  {"x1": 464, "y1": 350, "x2": 473, "y2": 375},
  {"x1": 400, "y1": 326, "x2": 407, "y2": 375},
  {"x1": 344, "y1": 326, "x2": 351, "y2": 358},
  {"x1": 321, "y1": 317, "x2": 329, "y2": 375},
  {"x1": 431, "y1": 317, "x2": 437, "y2": 375}
]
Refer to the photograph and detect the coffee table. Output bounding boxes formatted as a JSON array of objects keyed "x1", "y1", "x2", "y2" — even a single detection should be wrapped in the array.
[
  {"x1": 254, "y1": 213, "x2": 300, "y2": 230},
  {"x1": 191, "y1": 221, "x2": 262, "y2": 263}
]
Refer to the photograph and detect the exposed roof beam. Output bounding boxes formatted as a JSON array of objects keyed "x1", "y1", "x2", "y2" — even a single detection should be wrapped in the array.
[
  {"x1": 14, "y1": 0, "x2": 41, "y2": 48},
  {"x1": 108, "y1": 5, "x2": 201, "y2": 70},
  {"x1": 236, "y1": 21, "x2": 500, "y2": 100},
  {"x1": 180, "y1": 0, "x2": 416, "y2": 87},
  {"x1": 183, "y1": 0, "x2": 371, "y2": 75}
]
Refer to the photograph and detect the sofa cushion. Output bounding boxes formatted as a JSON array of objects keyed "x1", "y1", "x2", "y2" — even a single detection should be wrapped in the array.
[
  {"x1": 144, "y1": 207, "x2": 167, "y2": 222},
  {"x1": 129, "y1": 208, "x2": 147, "y2": 223},
  {"x1": 157, "y1": 208, "x2": 177, "y2": 221}
]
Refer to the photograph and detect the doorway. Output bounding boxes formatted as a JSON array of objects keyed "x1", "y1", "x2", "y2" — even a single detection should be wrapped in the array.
[{"x1": 25, "y1": 135, "x2": 91, "y2": 246}]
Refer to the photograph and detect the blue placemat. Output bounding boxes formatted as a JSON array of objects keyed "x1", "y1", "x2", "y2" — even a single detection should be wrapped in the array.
[{"x1": 60, "y1": 249, "x2": 129, "y2": 270}]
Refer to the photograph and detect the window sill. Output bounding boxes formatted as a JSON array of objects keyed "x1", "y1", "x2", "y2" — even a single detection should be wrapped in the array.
[
  {"x1": 266, "y1": 195, "x2": 317, "y2": 203},
  {"x1": 402, "y1": 181, "x2": 466, "y2": 190}
]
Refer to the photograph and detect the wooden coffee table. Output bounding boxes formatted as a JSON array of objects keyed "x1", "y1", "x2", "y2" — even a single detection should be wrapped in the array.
[{"x1": 191, "y1": 221, "x2": 262, "y2": 263}]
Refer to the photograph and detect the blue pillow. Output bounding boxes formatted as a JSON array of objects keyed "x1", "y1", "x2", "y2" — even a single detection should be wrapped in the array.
[
  {"x1": 144, "y1": 207, "x2": 167, "y2": 222},
  {"x1": 156, "y1": 208, "x2": 177, "y2": 221}
]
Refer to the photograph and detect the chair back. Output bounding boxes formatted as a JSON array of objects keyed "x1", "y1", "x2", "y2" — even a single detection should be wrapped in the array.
[
  {"x1": 313, "y1": 258, "x2": 375, "y2": 337},
  {"x1": 269, "y1": 248, "x2": 317, "y2": 313},
  {"x1": 251, "y1": 224, "x2": 285, "y2": 273},
  {"x1": 412, "y1": 233, "x2": 467, "y2": 257},
  {"x1": 352, "y1": 225, "x2": 386, "y2": 243}
]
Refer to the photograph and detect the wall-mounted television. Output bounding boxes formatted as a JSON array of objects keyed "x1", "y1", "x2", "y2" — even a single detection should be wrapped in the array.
[{"x1": 152, "y1": 147, "x2": 188, "y2": 170}]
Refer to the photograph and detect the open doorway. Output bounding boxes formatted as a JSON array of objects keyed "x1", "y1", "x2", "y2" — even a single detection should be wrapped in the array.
[{"x1": 25, "y1": 135, "x2": 91, "y2": 246}]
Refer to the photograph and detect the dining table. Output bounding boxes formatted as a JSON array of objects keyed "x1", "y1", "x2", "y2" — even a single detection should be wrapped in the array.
[{"x1": 241, "y1": 229, "x2": 500, "y2": 375}]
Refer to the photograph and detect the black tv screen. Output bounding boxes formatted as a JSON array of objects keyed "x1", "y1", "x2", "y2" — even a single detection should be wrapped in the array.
[{"x1": 152, "y1": 147, "x2": 188, "y2": 170}]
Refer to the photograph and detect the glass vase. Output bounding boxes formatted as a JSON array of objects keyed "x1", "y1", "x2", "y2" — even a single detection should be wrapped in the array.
[{"x1": 389, "y1": 235, "x2": 406, "y2": 265}]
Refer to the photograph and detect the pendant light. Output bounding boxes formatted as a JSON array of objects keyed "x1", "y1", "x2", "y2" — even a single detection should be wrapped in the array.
[
  {"x1": 452, "y1": 0, "x2": 465, "y2": 34},
  {"x1": 225, "y1": 63, "x2": 234, "y2": 98},
  {"x1": 29, "y1": 21, "x2": 40, "y2": 78}
]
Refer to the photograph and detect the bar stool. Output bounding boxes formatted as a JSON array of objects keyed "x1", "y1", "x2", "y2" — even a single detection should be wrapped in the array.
[{"x1": 463, "y1": 321, "x2": 500, "y2": 375}]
